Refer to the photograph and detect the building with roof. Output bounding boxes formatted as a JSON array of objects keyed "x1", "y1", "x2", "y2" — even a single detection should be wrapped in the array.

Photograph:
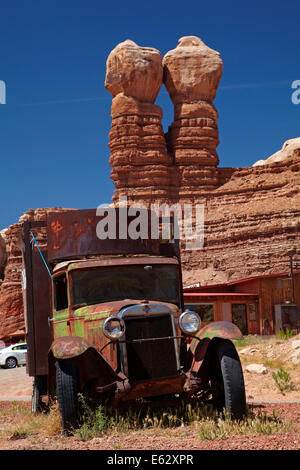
[{"x1": 184, "y1": 270, "x2": 300, "y2": 335}]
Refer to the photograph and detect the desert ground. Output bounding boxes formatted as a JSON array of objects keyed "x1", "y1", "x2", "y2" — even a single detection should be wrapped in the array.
[{"x1": 0, "y1": 334, "x2": 299, "y2": 450}]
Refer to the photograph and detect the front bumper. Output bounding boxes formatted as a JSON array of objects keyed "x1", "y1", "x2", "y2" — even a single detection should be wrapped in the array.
[{"x1": 95, "y1": 370, "x2": 203, "y2": 404}]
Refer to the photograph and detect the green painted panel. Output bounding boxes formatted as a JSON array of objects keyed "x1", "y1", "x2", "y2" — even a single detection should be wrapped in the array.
[{"x1": 54, "y1": 322, "x2": 69, "y2": 338}]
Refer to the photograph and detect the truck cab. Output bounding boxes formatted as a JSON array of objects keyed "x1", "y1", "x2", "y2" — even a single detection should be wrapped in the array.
[{"x1": 51, "y1": 256, "x2": 183, "y2": 375}]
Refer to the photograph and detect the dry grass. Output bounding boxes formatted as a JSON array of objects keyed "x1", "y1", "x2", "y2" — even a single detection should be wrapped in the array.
[
  {"x1": 0, "y1": 399, "x2": 296, "y2": 443},
  {"x1": 196, "y1": 410, "x2": 295, "y2": 440},
  {"x1": 233, "y1": 335, "x2": 269, "y2": 348},
  {"x1": 74, "y1": 399, "x2": 296, "y2": 442},
  {"x1": 0, "y1": 401, "x2": 61, "y2": 441}
]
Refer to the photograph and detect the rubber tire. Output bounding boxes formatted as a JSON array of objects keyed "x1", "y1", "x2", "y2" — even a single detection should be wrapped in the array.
[
  {"x1": 5, "y1": 357, "x2": 17, "y2": 369},
  {"x1": 55, "y1": 359, "x2": 79, "y2": 434},
  {"x1": 210, "y1": 340, "x2": 246, "y2": 420},
  {"x1": 32, "y1": 375, "x2": 48, "y2": 414}
]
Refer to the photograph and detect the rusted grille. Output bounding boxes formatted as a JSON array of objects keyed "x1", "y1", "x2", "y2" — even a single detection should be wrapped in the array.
[{"x1": 124, "y1": 315, "x2": 178, "y2": 381}]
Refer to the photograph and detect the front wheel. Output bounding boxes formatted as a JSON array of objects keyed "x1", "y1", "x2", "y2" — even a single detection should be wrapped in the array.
[
  {"x1": 209, "y1": 340, "x2": 246, "y2": 420},
  {"x1": 55, "y1": 359, "x2": 79, "y2": 434},
  {"x1": 5, "y1": 357, "x2": 17, "y2": 369}
]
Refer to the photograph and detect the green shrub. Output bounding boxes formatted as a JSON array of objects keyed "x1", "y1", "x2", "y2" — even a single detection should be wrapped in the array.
[
  {"x1": 76, "y1": 394, "x2": 109, "y2": 440},
  {"x1": 272, "y1": 367, "x2": 296, "y2": 393},
  {"x1": 276, "y1": 329, "x2": 294, "y2": 341}
]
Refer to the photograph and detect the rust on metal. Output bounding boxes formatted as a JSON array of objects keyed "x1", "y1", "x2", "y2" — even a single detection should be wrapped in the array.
[
  {"x1": 188, "y1": 321, "x2": 243, "y2": 372},
  {"x1": 50, "y1": 336, "x2": 92, "y2": 359},
  {"x1": 47, "y1": 209, "x2": 164, "y2": 262},
  {"x1": 196, "y1": 321, "x2": 243, "y2": 341},
  {"x1": 53, "y1": 256, "x2": 179, "y2": 274},
  {"x1": 190, "y1": 337, "x2": 211, "y2": 373},
  {"x1": 21, "y1": 221, "x2": 53, "y2": 377},
  {"x1": 116, "y1": 373, "x2": 189, "y2": 401}
]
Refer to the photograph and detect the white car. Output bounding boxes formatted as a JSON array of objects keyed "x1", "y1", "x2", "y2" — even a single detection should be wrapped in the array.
[{"x1": 0, "y1": 343, "x2": 27, "y2": 369}]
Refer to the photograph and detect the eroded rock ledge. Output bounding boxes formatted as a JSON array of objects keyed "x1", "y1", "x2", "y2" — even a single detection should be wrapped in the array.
[{"x1": 0, "y1": 36, "x2": 299, "y2": 338}]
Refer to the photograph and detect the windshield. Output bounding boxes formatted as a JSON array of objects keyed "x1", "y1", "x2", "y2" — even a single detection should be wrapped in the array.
[{"x1": 71, "y1": 265, "x2": 179, "y2": 306}]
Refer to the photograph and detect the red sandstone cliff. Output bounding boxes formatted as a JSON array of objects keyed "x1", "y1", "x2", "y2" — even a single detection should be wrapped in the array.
[
  {"x1": 0, "y1": 36, "x2": 299, "y2": 339},
  {"x1": 104, "y1": 36, "x2": 300, "y2": 287},
  {"x1": 182, "y1": 155, "x2": 300, "y2": 286},
  {"x1": 0, "y1": 208, "x2": 73, "y2": 340}
]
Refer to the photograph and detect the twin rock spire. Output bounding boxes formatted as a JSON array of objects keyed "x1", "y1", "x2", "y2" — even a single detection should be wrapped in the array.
[{"x1": 105, "y1": 36, "x2": 223, "y2": 204}]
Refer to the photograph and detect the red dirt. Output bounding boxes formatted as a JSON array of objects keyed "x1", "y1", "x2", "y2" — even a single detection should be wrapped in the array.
[
  {"x1": 1, "y1": 351, "x2": 300, "y2": 450},
  {"x1": 0, "y1": 400, "x2": 299, "y2": 450}
]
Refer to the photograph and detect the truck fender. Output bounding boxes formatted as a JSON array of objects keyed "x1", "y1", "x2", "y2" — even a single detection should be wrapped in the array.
[
  {"x1": 195, "y1": 321, "x2": 243, "y2": 341},
  {"x1": 50, "y1": 336, "x2": 92, "y2": 360},
  {"x1": 188, "y1": 321, "x2": 242, "y2": 375},
  {"x1": 188, "y1": 320, "x2": 240, "y2": 360},
  {"x1": 193, "y1": 337, "x2": 241, "y2": 385},
  {"x1": 48, "y1": 336, "x2": 120, "y2": 394}
]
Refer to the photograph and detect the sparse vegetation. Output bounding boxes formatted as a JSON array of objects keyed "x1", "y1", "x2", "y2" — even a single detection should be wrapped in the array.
[
  {"x1": 73, "y1": 396, "x2": 295, "y2": 441},
  {"x1": 233, "y1": 335, "x2": 268, "y2": 348},
  {"x1": 263, "y1": 358, "x2": 287, "y2": 369},
  {"x1": 76, "y1": 394, "x2": 109, "y2": 440},
  {"x1": 235, "y1": 333, "x2": 300, "y2": 373},
  {"x1": 272, "y1": 367, "x2": 296, "y2": 394},
  {"x1": 197, "y1": 410, "x2": 294, "y2": 440},
  {"x1": 276, "y1": 329, "x2": 294, "y2": 341},
  {"x1": 0, "y1": 398, "x2": 297, "y2": 446},
  {"x1": 0, "y1": 401, "x2": 61, "y2": 440},
  {"x1": 76, "y1": 398, "x2": 215, "y2": 440}
]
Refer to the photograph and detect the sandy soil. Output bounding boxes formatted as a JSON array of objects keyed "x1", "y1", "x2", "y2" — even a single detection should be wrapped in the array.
[
  {"x1": 237, "y1": 334, "x2": 300, "y2": 402},
  {"x1": 0, "y1": 401, "x2": 299, "y2": 450},
  {"x1": 0, "y1": 336, "x2": 299, "y2": 450}
]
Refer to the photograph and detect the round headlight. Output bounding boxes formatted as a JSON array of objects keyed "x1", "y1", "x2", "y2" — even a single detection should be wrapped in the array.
[
  {"x1": 103, "y1": 316, "x2": 125, "y2": 341},
  {"x1": 179, "y1": 310, "x2": 201, "y2": 335}
]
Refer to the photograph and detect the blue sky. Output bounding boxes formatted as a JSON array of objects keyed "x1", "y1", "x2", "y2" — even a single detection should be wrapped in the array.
[{"x1": 0, "y1": 0, "x2": 299, "y2": 228}]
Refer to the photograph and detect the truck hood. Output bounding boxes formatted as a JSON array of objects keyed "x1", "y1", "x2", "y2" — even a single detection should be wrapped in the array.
[{"x1": 73, "y1": 299, "x2": 180, "y2": 318}]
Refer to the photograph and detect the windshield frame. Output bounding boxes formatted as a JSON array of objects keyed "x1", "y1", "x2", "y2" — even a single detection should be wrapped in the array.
[{"x1": 69, "y1": 264, "x2": 181, "y2": 308}]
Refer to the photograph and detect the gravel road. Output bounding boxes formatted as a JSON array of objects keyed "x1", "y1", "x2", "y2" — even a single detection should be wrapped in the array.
[{"x1": 0, "y1": 366, "x2": 32, "y2": 401}]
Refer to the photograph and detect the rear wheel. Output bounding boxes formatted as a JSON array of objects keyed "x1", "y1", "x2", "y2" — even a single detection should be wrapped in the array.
[
  {"x1": 32, "y1": 375, "x2": 48, "y2": 414},
  {"x1": 209, "y1": 340, "x2": 246, "y2": 420},
  {"x1": 55, "y1": 359, "x2": 79, "y2": 434}
]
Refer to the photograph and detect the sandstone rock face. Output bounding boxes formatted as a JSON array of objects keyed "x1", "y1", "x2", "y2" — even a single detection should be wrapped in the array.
[
  {"x1": 253, "y1": 138, "x2": 300, "y2": 166},
  {"x1": 0, "y1": 208, "x2": 73, "y2": 340},
  {"x1": 163, "y1": 36, "x2": 223, "y2": 196},
  {"x1": 0, "y1": 230, "x2": 7, "y2": 277},
  {"x1": 105, "y1": 40, "x2": 163, "y2": 104},
  {"x1": 0, "y1": 223, "x2": 26, "y2": 338},
  {"x1": 163, "y1": 36, "x2": 223, "y2": 104},
  {"x1": 1, "y1": 37, "x2": 300, "y2": 340},
  {"x1": 105, "y1": 40, "x2": 175, "y2": 204},
  {"x1": 106, "y1": 36, "x2": 224, "y2": 203},
  {"x1": 105, "y1": 37, "x2": 300, "y2": 288},
  {"x1": 182, "y1": 155, "x2": 300, "y2": 286}
]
